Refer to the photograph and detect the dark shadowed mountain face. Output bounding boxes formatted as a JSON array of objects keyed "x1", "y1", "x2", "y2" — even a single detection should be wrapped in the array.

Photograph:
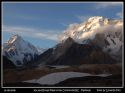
[
  {"x1": 60, "y1": 17, "x2": 123, "y2": 63},
  {"x1": 37, "y1": 37, "x2": 117, "y2": 66},
  {"x1": 3, "y1": 56, "x2": 16, "y2": 69}
]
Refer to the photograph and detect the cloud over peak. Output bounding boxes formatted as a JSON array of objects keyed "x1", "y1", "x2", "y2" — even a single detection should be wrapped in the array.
[
  {"x1": 95, "y1": 2, "x2": 123, "y2": 9},
  {"x1": 2, "y1": 25, "x2": 61, "y2": 41}
]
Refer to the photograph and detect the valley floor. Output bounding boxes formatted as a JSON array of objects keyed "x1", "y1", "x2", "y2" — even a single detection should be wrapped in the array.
[
  {"x1": 2, "y1": 63, "x2": 123, "y2": 87},
  {"x1": 3, "y1": 74, "x2": 122, "y2": 87}
]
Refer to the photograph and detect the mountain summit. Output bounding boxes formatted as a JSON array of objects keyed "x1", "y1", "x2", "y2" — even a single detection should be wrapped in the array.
[
  {"x1": 6, "y1": 34, "x2": 22, "y2": 44},
  {"x1": 60, "y1": 16, "x2": 122, "y2": 42},
  {"x1": 2, "y1": 35, "x2": 39, "y2": 66},
  {"x1": 59, "y1": 16, "x2": 123, "y2": 61},
  {"x1": 35, "y1": 16, "x2": 123, "y2": 66},
  {"x1": 2, "y1": 16, "x2": 123, "y2": 67}
]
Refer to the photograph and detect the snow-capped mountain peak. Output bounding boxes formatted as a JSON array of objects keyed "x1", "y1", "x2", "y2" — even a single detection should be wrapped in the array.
[
  {"x1": 2, "y1": 35, "x2": 39, "y2": 66},
  {"x1": 36, "y1": 47, "x2": 47, "y2": 55},
  {"x1": 59, "y1": 16, "x2": 122, "y2": 42},
  {"x1": 59, "y1": 16, "x2": 123, "y2": 60},
  {"x1": 7, "y1": 34, "x2": 22, "y2": 44},
  {"x1": 88, "y1": 16, "x2": 105, "y2": 22},
  {"x1": 60, "y1": 16, "x2": 106, "y2": 42}
]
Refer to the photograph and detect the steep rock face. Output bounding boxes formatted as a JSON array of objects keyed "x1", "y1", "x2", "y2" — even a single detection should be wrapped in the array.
[
  {"x1": 88, "y1": 33, "x2": 122, "y2": 61},
  {"x1": 2, "y1": 35, "x2": 39, "y2": 67},
  {"x1": 3, "y1": 56, "x2": 16, "y2": 69},
  {"x1": 48, "y1": 42, "x2": 116, "y2": 65},
  {"x1": 38, "y1": 37, "x2": 117, "y2": 66},
  {"x1": 53, "y1": 37, "x2": 74, "y2": 59},
  {"x1": 36, "y1": 48, "x2": 54, "y2": 66}
]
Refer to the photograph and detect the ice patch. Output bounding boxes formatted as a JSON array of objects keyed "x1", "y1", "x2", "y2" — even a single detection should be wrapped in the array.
[{"x1": 24, "y1": 72, "x2": 111, "y2": 85}]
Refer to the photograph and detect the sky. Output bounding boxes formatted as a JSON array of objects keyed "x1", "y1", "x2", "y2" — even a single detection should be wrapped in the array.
[{"x1": 2, "y1": 2, "x2": 123, "y2": 48}]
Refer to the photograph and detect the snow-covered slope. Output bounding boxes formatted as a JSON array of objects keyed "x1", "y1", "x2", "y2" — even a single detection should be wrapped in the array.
[
  {"x1": 24, "y1": 72, "x2": 111, "y2": 85},
  {"x1": 36, "y1": 47, "x2": 47, "y2": 55},
  {"x1": 59, "y1": 16, "x2": 123, "y2": 60},
  {"x1": 2, "y1": 35, "x2": 39, "y2": 66}
]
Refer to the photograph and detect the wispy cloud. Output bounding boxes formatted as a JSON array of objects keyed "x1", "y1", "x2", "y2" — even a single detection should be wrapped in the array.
[
  {"x1": 35, "y1": 32, "x2": 59, "y2": 41},
  {"x1": 95, "y1": 2, "x2": 122, "y2": 9},
  {"x1": 77, "y1": 15, "x2": 92, "y2": 22},
  {"x1": 60, "y1": 23, "x2": 69, "y2": 27},
  {"x1": 2, "y1": 25, "x2": 61, "y2": 41},
  {"x1": 116, "y1": 12, "x2": 123, "y2": 19},
  {"x1": 60, "y1": 15, "x2": 92, "y2": 28}
]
